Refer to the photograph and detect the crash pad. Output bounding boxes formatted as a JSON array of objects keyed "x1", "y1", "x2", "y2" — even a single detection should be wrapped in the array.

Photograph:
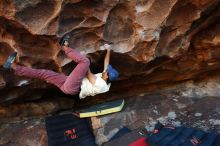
[
  {"x1": 45, "y1": 114, "x2": 96, "y2": 146},
  {"x1": 75, "y1": 99, "x2": 124, "y2": 118}
]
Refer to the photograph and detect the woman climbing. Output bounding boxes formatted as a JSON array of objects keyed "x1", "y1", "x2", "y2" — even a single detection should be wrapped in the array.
[{"x1": 3, "y1": 36, "x2": 119, "y2": 99}]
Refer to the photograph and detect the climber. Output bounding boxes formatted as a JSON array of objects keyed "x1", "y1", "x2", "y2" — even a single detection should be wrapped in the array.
[{"x1": 3, "y1": 36, "x2": 119, "y2": 99}]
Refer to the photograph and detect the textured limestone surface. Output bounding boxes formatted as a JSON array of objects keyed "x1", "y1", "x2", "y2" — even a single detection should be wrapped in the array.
[
  {"x1": 0, "y1": 0, "x2": 220, "y2": 118},
  {"x1": 1, "y1": 1, "x2": 220, "y2": 145}
]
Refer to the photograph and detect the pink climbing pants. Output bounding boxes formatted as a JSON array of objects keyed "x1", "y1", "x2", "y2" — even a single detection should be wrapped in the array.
[{"x1": 14, "y1": 47, "x2": 90, "y2": 95}]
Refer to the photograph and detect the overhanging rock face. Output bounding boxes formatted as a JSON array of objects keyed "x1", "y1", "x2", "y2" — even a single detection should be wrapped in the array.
[{"x1": 0, "y1": 0, "x2": 220, "y2": 118}]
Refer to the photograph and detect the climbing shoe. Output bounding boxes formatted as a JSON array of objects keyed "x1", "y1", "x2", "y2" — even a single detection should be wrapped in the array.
[
  {"x1": 59, "y1": 35, "x2": 70, "y2": 46},
  {"x1": 3, "y1": 52, "x2": 17, "y2": 69}
]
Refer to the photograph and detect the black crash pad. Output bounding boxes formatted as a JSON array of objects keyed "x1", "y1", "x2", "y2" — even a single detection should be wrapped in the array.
[{"x1": 45, "y1": 114, "x2": 96, "y2": 146}]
